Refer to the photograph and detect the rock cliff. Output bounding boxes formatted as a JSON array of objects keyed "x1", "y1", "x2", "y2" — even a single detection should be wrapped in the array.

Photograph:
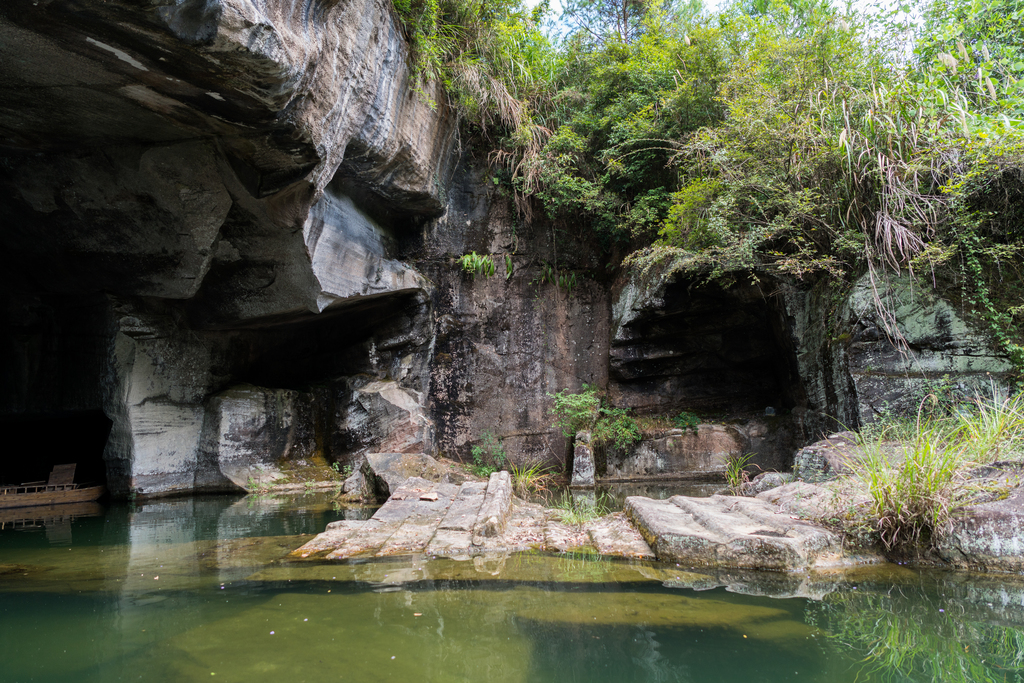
[{"x1": 0, "y1": 0, "x2": 1012, "y2": 498}]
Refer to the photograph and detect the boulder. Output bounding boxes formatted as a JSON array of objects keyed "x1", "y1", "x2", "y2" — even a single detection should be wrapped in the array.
[
  {"x1": 625, "y1": 494, "x2": 872, "y2": 570},
  {"x1": 792, "y1": 432, "x2": 860, "y2": 482},
  {"x1": 363, "y1": 452, "x2": 448, "y2": 500},
  {"x1": 792, "y1": 432, "x2": 905, "y2": 484},
  {"x1": 934, "y1": 484, "x2": 1024, "y2": 572},
  {"x1": 195, "y1": 384, "x2": 318, "y2": 492},
  {"x1": 739, "y1": 471, "x2": 794, "y2": 496}
]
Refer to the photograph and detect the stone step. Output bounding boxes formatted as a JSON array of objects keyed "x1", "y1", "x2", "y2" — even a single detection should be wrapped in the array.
[
  {"x1": 293, "y1": 471, "x2": 659, "y2": 560},
  {"x1": 624, "y1": 494, "x2": 846, "y2": 570},
  {"x1": 292, "y1": 476, "x2": 508, "y2": 560},
  {"x1": 587, "y1": 512, "x2": 655, "y2": 559}
]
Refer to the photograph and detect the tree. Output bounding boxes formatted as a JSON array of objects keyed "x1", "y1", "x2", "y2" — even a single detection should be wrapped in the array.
[{"x1": 561, "y1": 0, "x2": 678, "y2": 44}]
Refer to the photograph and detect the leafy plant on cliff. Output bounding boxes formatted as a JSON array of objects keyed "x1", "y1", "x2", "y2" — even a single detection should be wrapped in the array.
[
  {"x1": 458, "y1": 251, "x2": 497, "y2": 278},
  {"x1": 548, "y1": 384, "x2": 641, "y2": 450},
  {"x1": 672, "y1": 410, "x2": 700, "y2": 434},
  {"x1": 471, "y1": 430, "x2": 507, "y2": 476}
]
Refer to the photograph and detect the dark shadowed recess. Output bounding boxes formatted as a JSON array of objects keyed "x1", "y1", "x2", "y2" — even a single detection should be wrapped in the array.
[
  {"x1": 219, "y1": 291, "x2": 428, "y2": 390},
  {"x1": 611, "y1": 277, "x2": 805, "y2": 418},
  {"x1": 0, "y1": 410, "x2": 111, "y2": 486}
]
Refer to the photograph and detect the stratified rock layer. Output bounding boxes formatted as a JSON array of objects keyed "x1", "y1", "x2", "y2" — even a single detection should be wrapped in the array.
[{"x1": 625, "y1": 494, "x2": 876, "y2": 570}]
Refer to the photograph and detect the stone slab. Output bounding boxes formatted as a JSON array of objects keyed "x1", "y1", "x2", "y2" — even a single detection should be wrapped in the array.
[
  {"x1": 472, "y1": 471, "x2": 513, "y2": 542},
  {"x1": 625, "y1": 494, "x2": 854, "y2": 570},
  {"x1": 438, "y1": 481, "x2": 487, "y2": 531},
  {"x1": 289, "y1": 521, "x2": 366, "y2": 559},
  {"x1": 425, "y1": 529, "x2": 475, "y2": 555},
  {"x1": 587, "y1": 512, "x2": 655, "y2": 559}
]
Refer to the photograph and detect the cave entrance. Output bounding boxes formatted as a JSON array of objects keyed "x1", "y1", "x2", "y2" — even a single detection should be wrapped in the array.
[
  {"x1": 0, "y1": 410, "x2": 111, "y2": 488},
  {"x1": 612, "y1": 278, "x2": 804, "y2": 416},
  {"x1": 610, "y1": 277, "x2": 807, "y2": 471}
]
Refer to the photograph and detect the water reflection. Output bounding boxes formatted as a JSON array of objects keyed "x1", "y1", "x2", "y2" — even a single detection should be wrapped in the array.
[
  {"x1": 1, "y1": 492, "x2": 1024, "y2": 683},
  {"x1": 807, "y1": 576, "x2": 1024, "y2": 683}
]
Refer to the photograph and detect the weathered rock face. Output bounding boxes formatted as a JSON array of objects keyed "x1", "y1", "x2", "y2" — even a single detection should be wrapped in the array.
[
  {"x1": 611, "y1": 273, "x2": 805, "y2": 416},
  {"x1": 0, "y1": 0, "x2": 452, "y2": 496},
  {"x1": 843, "y1": 274, "x2": 1012, "y2": 425},
  {"x1": 608, "y1": 269, "x2": 844, "y2": 472},
  {"x1": 419, "y1": 176, "x2": 612, "y2": 467},
  {"x1": 1, "y1": 1, "x2": 1014, "y2": 499},
  {"x1": 608, "y1": 266, "x2": 1012, "y2": 477}
]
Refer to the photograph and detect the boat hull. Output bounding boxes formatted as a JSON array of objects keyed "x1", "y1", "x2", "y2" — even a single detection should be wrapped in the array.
[{"x1": 0, "y1": 485, "x2": 106, "y2": 510}]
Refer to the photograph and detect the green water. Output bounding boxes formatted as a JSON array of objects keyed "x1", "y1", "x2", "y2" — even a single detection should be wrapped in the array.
[{"x1": 2, "y1": 493, "x2": 1024, "y2": 683}]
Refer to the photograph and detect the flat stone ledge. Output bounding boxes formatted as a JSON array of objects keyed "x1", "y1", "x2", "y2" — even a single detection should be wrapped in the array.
[
  {"x1": 625, "y1": 494, "x2": 877, "y2": 571},
  {"x1": 291, "y1": 475, "x2": 654, "y2": 560}
]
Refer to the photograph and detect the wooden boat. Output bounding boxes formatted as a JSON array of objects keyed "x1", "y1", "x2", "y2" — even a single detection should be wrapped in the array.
[{"x1": 0, "y1": 464, "x2": 106, "y2": 510}]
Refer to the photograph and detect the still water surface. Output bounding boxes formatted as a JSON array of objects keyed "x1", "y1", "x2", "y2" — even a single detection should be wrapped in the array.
[{"x1": 2, "y1": 493, "x2": 1023, "y2": 683}]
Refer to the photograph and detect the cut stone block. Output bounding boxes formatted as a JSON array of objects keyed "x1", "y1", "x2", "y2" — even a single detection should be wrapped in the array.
[
  {"x1": 472, "y1": 471, "x2": 513, "y2": 543},
  {"x1": 625, "y1": 494, "x2": 851, "y2": 570}
]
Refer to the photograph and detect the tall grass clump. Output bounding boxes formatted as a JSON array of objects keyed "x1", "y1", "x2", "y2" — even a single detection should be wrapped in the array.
[
  {"x1": 951, "y1": 392, "x2": 1024, "y2": 464},
  {"x1": 852, "y1": 423, "x2": 967, "y2": 552},
  {"x1": 550, "y1": 491, "x2": 608, "y2": 527},
  {"x1": 851, "y1": 390, "x2": 1024, "y2": 553},
  {"x1": 508, "y1": 460, "x2": 555, "y2": 496}
]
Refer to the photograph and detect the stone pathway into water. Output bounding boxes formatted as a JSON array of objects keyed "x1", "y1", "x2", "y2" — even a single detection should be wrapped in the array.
[
  {"x1": 291, "y1": 472, "x2": 655, "y2": 560},
  {"x1": 625, "y1": 494, "x2": 863, "y2": 570}
]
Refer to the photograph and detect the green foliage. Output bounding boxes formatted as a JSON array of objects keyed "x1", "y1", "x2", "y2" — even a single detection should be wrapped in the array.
[
  {"x1": 331, "y1": 461, "x2": 354, "y2": 478},
  {"x1": 851, "y1": 424, "x2": 967, "y2": 552},
  {"x1": 471, "y1": 430, "x2": 508, "y2": 476},
  {"x1": 550, "y1": 490, "x2": 610, "y2": 526},
  {"x1": 403, "y1": 0, "x2": 1024, "y2": 372},
  {"x1": 508, "y1": 460, "x2": 555, "y2": 495},
  {"x1": 458, "y1": 251, "x2": 497, "y2": 278},
  {"x1": 672, "y1": 410, "x2": 700, "y2": 434},
  {"x1": 548, "y1": 384, "x2": 642, "y2": 449},
  {"x1": 549, "y1": 384, "x2": 602, "y2": 435},
  {"x1": 532, "y1": 261, "x2": 578, "y2": 294},
  {"x1": 724, "y1": 452, "x2": 755, "y2": 492},
  {"x1": 850, "y1": 389, "x2": 1024, "y2": 553}
]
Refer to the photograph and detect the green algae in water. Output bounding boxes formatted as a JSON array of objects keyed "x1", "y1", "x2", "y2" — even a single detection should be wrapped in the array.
[{"x1": 2, "y1": 496, "x2": 1024, "y2": 683}]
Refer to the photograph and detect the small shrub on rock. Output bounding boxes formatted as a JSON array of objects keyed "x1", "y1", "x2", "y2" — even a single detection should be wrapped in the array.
[{"x1": 548, "y1": 385, "x2": 641, "y2": 450}]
